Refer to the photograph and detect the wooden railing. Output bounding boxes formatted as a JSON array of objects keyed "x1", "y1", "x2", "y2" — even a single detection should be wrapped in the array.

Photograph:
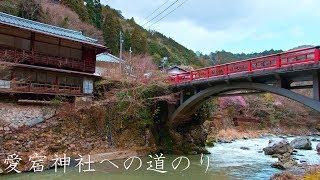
[
  {"x1": 0, "y1": 48, "x2": 95, "y2": 73},
  {"x1": 11, "y1": 82, "x2": 82, "y2": 95},
  {"x1": 169, "y1": 47, "x2": 320, "y2": 84}
]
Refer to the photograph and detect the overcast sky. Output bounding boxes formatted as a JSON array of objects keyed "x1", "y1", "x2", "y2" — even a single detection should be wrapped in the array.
[{"x1": 101, "y1": 0, "x2": 320, "y2": 54}]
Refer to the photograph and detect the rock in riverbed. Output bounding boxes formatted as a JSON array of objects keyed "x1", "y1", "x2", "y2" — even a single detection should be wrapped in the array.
[
  {"x1": 290, "y1": 137, "x2": 312, "y2": 150},
  {"x1": 217, "y1": 139, "x2": 234, "y2": 143},
  {"x1": 317, "y1": 143, "x2": 320, "y2": 154},
  {"x1": 240, "y1": 147, "x2": 250, "y2": 150},
  {"x1": 271, "y1": 152, "x2": 298, "y2": 170},
  {"x1": 263, "y1": 139, "x2": 293, "y2": 155}
]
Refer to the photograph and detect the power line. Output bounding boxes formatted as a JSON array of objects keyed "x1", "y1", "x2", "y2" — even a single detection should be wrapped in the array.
[
  {"x1": 142, "y1": 0, "x2": 171, "y2": 23},
  {"x1": 142, "y1": 0, "x2": 179, "y2": 27},
  {"x1": 148, "y1": 0, "x2": 189, "y2": 29}
]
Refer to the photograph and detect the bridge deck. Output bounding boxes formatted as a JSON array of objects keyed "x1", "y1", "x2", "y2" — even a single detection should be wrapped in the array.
[{"x1": 169, "y1": 46, "x2": 320, "y2": 87}]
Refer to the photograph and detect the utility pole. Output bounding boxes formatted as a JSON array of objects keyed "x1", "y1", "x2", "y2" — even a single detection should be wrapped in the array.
[
  {"x1": 119, "y1": 31, "x2": 124, "y2": 76},
  {"x1": 129, "y1": 47, "x2": 132, "y2": 61},
  {"x1": 119, "y1": 31, "x2": 124, "y2": 60}
]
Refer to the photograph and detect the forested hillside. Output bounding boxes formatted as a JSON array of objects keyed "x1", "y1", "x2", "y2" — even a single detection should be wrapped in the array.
[{"x1": 0, "y1": 0, "x2": 205, "y2": 67}]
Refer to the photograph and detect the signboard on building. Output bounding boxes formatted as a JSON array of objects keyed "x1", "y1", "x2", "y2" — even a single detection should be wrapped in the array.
[
  {"x1": 0, "y1": 80, "x2": 10, "y2": 89},
  {"x1": 83, "y1": 79, "x2": 93, "y2": 94}
]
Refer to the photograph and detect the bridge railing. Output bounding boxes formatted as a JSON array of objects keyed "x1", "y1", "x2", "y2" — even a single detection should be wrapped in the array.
[{"x1": 169, "y1": 47, "x2": 320, "y2": 84}]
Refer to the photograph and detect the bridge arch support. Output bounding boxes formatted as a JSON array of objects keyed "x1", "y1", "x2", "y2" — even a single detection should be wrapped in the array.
[{"x1": 169, "y1": 83, "x2": 320, "y2": 126}]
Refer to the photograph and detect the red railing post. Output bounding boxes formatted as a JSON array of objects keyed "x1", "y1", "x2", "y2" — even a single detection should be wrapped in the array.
[
  {"x1": 190, "y1": 72, "x2": 194, "y2": 81},
  {"x1": 248, "y1": 60, "x2": 252, "y2": 72},
  {"x1": 207, "y1": 68, "x2": 212, "y2": 78},
  {"x1": 224, "y1": 65, "x2": 229, "y2": 75},
  {"x1": 315, "y1": 49, "x2": 320, "y2": 63},
  {"x1": 276, "y1": 55, "x2": 282, "y2": 68}
]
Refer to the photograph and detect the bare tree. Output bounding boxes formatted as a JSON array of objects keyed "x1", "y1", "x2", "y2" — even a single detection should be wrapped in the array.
[{"x1": 18, "y1": 0, "x2": 43, "y2": 21}]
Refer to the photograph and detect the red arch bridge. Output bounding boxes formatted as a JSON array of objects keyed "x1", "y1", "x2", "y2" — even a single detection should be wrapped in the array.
[{"x1": 168, "y1": 46, "x2": 320, "y2": 127}]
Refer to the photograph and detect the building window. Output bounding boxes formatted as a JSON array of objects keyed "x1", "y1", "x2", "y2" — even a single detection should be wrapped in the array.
[
  {"x1": 66, "y1": 77, "x2": 74, "y2": 86},
  {"x1": 14, "y1": 37, "x2": 30, "y2": 51},
  {"x1": 59, "y1": 47, "x2": 71, "y2": 58},
  {"x1": 35, "y1": 42, "x2": 59, "y2": 56},
  {"x1": 29, "y1": 71, "x2": 37, "y2": 83},
  {"x1": 59, "y1": 47, "x2": 82, "y2": 59},
  {"x1": 47, "y1": 74, "x2": 55, "y2": 85},
  {"x1": 0, "y1": 34, "x2": 14, "y2": 47},
  {"x1": 0, "y1": 34, "x2": 30, "y2": 51},
  {"x1": 0, "y1": 69, "x2": 11, "y2": 80},
  {"x1": 58, "y1": 76, "x2": 67, "y2": 86},
  {"x1": 70, "y1": 48, "x2": 82, "y2": 59},
  {"x1": 37, "y1": 72, "x2": 47, "y2": 84},
  {"x1": 16, "y1": 71, "x2": 27, "y2": 82}
]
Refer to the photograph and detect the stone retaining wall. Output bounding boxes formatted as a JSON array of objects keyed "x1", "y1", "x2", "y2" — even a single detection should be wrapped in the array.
[{"x1": 0, "y1": 103, "x2": 56, "y2": 134}]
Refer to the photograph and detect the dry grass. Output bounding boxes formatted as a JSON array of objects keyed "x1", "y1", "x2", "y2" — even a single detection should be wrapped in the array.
[
  {"x1": 271, "y1": 172, "x2": 299, "y2": 180},
  {"x1": 41, "y1": 0, "x2": 104, "y2": 43},
  {"x1": 304, "y1": 166, "x2": 320, "y2": 180}
]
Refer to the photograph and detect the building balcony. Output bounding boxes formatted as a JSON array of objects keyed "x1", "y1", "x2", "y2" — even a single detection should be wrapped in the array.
[
  {"x1": 7, "y1": 82, "x2": 82, "y2": 96},
  {"x1": 0, "y1": 48, "x2": 95, "y2": 73}
]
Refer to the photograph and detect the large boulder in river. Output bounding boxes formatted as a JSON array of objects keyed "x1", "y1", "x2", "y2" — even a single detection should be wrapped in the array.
[
  {"x1": 271, "y1": 152, "x2": 297, "y2": 170},
  {"x1": 290, "y1": 137, "x2": 312, "y2": 150},
  {"x1": 263, "y1": 139, "x2": 293, "y2": 155}
]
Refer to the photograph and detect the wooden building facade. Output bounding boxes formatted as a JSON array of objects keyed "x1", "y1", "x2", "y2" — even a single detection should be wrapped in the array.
[{"x1": 0, "y1": 12, "x2": 108, "y2": 99}]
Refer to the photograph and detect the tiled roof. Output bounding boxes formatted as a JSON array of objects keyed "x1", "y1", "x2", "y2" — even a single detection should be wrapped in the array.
[
  {"x1": 167, "y1": 66, "x2": 188, "y2": 72},
  {"x1": 0, "y1": 12, "x2": 103, "y2": 47},
  {"x1": 97, "y1": 53, "x2": 125, "y2": 63}
]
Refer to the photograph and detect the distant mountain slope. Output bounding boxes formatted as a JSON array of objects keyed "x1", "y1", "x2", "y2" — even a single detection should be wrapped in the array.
[
  {"x1": 209, "y1": 49, "x2": 284, "y2": 64},
  {"x1": 209, "y1": 45, "x2": 315, "y2": 65},
  {"x1": 289, "y1": 45, "x2": 314, "y2": 51}
]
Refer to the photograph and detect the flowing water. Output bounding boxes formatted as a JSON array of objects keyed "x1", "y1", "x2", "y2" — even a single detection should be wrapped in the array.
[{"x1": 3, "y1": 136, "x2": 320, "y2": 180}]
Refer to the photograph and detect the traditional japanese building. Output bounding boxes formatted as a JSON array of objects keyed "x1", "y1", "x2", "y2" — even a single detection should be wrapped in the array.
[
  {"x1": 96, "y1": 53, "x2": 125, "y2": 78},
  {"x1": 0, "y1": 12, "x2": 108, "y2": 100}
]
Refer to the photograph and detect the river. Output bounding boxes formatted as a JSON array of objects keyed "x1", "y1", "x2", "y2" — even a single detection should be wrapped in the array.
[{"x1": 3, "y1": 136, "x2": 320, "y2": 180}]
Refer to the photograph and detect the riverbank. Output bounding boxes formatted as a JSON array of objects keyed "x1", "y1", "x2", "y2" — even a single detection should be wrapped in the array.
[
  {"x1": 212, "y1": 127, "x2": 320, "y2": 142},
  {"x1": 0, "y1": 102, "x2": 158, "y2": 174}
]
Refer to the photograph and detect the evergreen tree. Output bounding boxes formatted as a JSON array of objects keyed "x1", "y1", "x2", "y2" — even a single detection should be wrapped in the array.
[
  {"x1": 102, "y1": 11, "x2": 121, "y2": 55},
  {"x1": 62, "y1": 0, "x2": 89, "y2": 22},
  {"x1": 93, "y1": 0, "x2": 103, "y2": 28},
  {"x1": 131, "y1": 27, "x2": 148, "y2": 54},
  {"x1": 85, "y1": 0, "x2": 102, "y2": 29}
]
